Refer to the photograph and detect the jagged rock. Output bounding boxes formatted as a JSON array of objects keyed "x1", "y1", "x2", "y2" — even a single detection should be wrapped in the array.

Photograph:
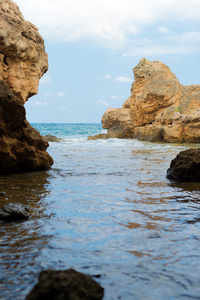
[
  {"x1": 0, "y1": 81, "x2": 53, "y2": 173},
  {"x1": 0, "y1": 203, "x2": 30, "y2": 221},
  {"x1": 166, "y1": 148, "x2": 200, "y2": 182},
  {"x1": 95, "y1": 58, "x2": 200, "y2": 142},
  {"x1": 43, "y1": 134, "x2": 64, "y2": 143},
  {"x1": 88, "y1": 133, "x2": 109, "y2": 140},
  {"x1": 0, "y1": 0, "x2": 48, "y2": 103},
  {"x1": 26, "y1": 269, "x2": 104, "y2": 300}
]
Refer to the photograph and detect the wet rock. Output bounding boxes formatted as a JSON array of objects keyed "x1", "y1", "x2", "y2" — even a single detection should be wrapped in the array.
[
  {"x1": 88, "y1": 133, "x2": 109, "y2": 140},
  {"x1": 26, "y1": 269, "x2": 104, "y2": 300},
  {"x1": 0, "y1": 203, "x2": 30, "y2": 221},
  {"x1": 43, "y1": 134, "x2": 64, "y2": 142},
  {"x1": 0, "y1": 81, "x2": 54, "y2": 173},
  {"x1": 166, "y1": 148, "x2": 200, "y2": 182}
]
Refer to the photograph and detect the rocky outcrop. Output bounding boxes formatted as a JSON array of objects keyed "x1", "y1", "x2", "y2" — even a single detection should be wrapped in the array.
[
  {"x1": 0, "y1": 0, "x2": 48, "y2": 103},
  {"x1": 166, "y1": 148, "x2": 200, "y2": 182},
  {"x1": 95, "y1": 58, "x2": 200, "y2": 143},
  {"x1": 0, "y1": 81, "x2": 53, "y2": 173},
  {"x1": 43, "y1": 134, "x2": 65, "y2": 143},
  {"x1": 26, "y1": 269, "x2": 104, "y2": 300},
  {"x1": 0, "y1": 203, "x2": 30, "y2": 221}
]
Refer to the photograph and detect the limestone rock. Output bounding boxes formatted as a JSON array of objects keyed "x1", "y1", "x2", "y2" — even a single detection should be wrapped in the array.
[
  {"x1": 166, "y1": 148, "x2": 200, "y2": 182},
  {"x1": 26, "y1": 269, "x2": 104, "y2": 300},
  {"x1": 0, "y1": 203, "x2": 30, "y2": 221},
  {"x1": 0, "y1": 0, "x2": 48, "y2": 103},
  {"x1": 0, "y1": 81, "x2": 53, "y2": 173},
  {"x1": 97, "y1": 58, "x2": 200, "y2": 142},
  {"x1": 101, "y1": 107, "x2": 134, "y2": 138}
]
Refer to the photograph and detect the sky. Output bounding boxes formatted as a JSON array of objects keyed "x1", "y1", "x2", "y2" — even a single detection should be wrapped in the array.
[{"x1": 14, "y1": 0, "x2": 200, "y2": 123}]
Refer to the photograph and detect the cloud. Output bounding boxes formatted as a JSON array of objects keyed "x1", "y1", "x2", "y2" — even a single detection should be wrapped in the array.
[
  {"x1": 115, "y1": 76, "x2": 132, "y2": 83},
  {"x1": 96, "y1": 100, "x2": 110, "y2": 106},
  {"x1": 157, "y1": 26, "x2": 170, "y2": 34},
  {"x1": 123, "y1": 31, "x2": 200, "y2": 57},
  {"x1": 99, "y1": 74, "x2": 111, "y2": 80},
  {"x1": 57, "y1": 91, "x2": 65, "y2": 97},
  {"x1": 40, "y1": 75, "x2": 52, "y2": 84},
  {"x1": 34, "y1": 101, "x2": 48, "y2": 106},
  {"x1": 15, "y1": 0, "x2": 200, "y2": 51}
]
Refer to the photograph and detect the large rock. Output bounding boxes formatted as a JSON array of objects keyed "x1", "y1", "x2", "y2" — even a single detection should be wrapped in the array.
[
  {"x1": 26, "y1": 269, "x2": 104, "y2": 300},
  {"x1": 0, "y1": 203, "x2": 30, "y2": 221},
  {"x1": 95, "y1": 58, "x2": 200, "y2": 142},
  {"x1": 166, "y1": 148, "x2": 200, "y2": 182},
  {"x1": 0, "y1": 81, "x2": 53, "y2": 173},
  {"x1": 99, "y1": 107, "x2": 134, "y2": 139},
  {"x1": 0, "y1": 0, "x2": 48, "y2": 103}
]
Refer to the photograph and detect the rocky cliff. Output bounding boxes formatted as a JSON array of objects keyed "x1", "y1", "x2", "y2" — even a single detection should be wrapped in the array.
[
  {"x1": 0, "y1": 0, "x2": 48, "y2": 103},
  {"x1": 98, "y1": 58, "x2": 200, "y2": 143},
  {"x1": 0, "y1": 0, "x2": 53, "y2": 173}
]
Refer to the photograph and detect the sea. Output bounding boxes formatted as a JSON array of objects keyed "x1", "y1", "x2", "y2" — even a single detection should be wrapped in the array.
[{"x1": 0, "y1": 123, "x2": 200, "y2": 300}]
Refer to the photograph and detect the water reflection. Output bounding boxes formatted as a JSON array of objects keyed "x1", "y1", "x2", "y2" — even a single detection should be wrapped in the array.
[{"x1": 0, "y1": 171, "x2": 53, "y2": 300}]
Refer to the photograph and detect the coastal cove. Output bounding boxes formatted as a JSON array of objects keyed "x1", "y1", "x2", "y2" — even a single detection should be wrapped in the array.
[{"x1": 0, "y1": 123, "x2": 200, "y2": 299}]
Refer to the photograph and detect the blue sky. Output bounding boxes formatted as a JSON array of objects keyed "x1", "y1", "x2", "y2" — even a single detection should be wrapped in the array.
[{"x1": 15, "y1": 0, "x2": 200, "y2": 123}]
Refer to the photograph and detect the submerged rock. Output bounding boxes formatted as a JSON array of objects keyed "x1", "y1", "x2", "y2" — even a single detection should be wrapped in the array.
[
  {"x1": 166, "y1": 148, "x2": 200, "y2": 182},
  {"x1": 0, "y1": 203, "x2": 30, "y2": 221},
  {"x1": 43, "y1": 134, "x2": 64, "y2": 142},
  {"x1": 0, "y1": 81, "x2": 53, "y2": 173},
  {"x1": 26, "y1": 269, "x2": 104, "y2": 300}
]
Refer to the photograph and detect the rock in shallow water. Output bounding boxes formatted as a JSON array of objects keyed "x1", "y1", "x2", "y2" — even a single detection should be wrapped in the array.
[
  {"x1": 0, "y1": 203, "x2": 30, "y2": 221},
  {"x1": 166, "y1": 148, "x2": 200, "y2": 182},
  {"x1": 26, "y1": 269, "x2": 104, "y2": 300}
]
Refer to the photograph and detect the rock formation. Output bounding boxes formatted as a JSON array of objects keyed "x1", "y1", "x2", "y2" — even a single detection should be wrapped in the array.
[
  {"x1": 0, "y1": 81, "x2": 53, "y2": 173},
  {"x1": 0, "y1": 0, "x2": 53, "y2": 173},
  {"x1": 166, "y1": 148, "x2": 200, "y2": 182},
  {"x1": 26, "y1": 269, "x2": 104, "y2": 300},
  {"x1": 0, "y1": 0, "x2": 48, "y2": 103},
  {"x1": 97, "y1": 58, "x2": 200, "y2": 143}
]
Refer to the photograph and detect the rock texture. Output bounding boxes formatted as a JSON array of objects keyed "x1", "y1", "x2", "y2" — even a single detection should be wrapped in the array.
[
  {"x1": 43, "y1": 134, "x2": 65, "y2": 143},
  {"x1": 0, "y1": 81, "x2": 53, "y2": 173},
  {"x1": 166, "y1": 148, "x2": 200, "y2": 182},
  {"x1": 95, "y1": 58, "x2": 200, "y2": 143},
  {"x1": 0, "y1": 0, "x2": 48, "y2": 103},
  {"x1": 26, "y1": 269, "x2": 104, "y2": 300},
  {"x1": 0, "y1": 203, "x2": 30, "y2": 221}
]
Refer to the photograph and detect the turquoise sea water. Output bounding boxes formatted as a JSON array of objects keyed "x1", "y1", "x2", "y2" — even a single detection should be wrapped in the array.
[{"x1": 0, "y1": 123, "x2": 200, "y2": 299}]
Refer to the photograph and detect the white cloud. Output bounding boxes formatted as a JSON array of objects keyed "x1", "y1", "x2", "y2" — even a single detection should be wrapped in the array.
[
  {"x1": 57, "y1": 91, "x2": 65, "y2": 97},
  {"x1": 157, "y1": 26, "x2": 170, "y2": 34},
  {"x1": 14, "y1": 0, "x2": 200, "y2": 51},
  {"x1": 96, "y1": 100, "x2": 110, "y2": 106},
  {"x1": 40, "y1": 75, "x2": 52, "y2": 84},
  {"x1": 123, "y1": 31, "x2": 200, "y2": 57},
  {"x1": 115, "y1": 76, "x2": 132, "y2": 83},
  {"x1": 101, "y1": 74, "x2": 111, "y2": 80},
  {"x1": 34, "y1": 101, "x2": 48, "y2": 106}
]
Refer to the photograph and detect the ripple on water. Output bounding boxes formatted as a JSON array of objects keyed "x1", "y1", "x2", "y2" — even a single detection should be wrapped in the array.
[{"x1": 0, "y1": 133, "x2": 200, "y2": 299}]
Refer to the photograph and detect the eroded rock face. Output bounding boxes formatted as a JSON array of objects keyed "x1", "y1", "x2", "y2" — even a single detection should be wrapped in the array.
[
  {"x1": 0, "y1": 0, "x2": 48, "y2": 103},
  {"x1": 96, "y1": 58, "x2": 200, "y2": 143},
  {"x1": 26, "y1": 269, "x2": 104, "y2": 300},
  {"x1": 166, "y1": 148, "x2": 200, "y2": 182},
  {"x1": 0, "y1": 81, "x2": 53, "y2": 173}
]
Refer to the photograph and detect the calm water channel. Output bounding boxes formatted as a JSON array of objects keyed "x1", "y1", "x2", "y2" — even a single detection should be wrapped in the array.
[{"x1": 0, "y1": 124, "x2": 200, "y2": 300}]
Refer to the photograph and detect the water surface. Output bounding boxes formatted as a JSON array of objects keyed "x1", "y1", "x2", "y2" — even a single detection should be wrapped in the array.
[{"x1": 0, "y1": 124, "x2": 200, "y2": 299}]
